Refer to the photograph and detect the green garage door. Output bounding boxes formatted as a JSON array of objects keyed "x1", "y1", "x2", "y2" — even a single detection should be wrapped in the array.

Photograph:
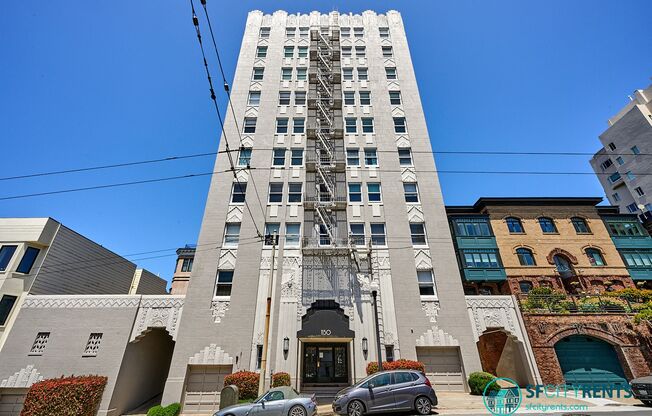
[{"x1": 554, "y1": 335, "x2": 627, "y2": 387}]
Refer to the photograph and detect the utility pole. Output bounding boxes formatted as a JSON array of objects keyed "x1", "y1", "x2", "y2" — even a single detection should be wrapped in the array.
[
  {"x1": 258, "y1": 231, "x2": 277, "y2": 396},
  {"x1": 368, "y1": 240, "x2": 382, "y2": 371}
]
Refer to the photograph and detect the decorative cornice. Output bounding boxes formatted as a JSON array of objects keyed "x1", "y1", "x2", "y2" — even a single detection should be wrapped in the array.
[
  {"x1": 189, "y1": 344, "x2": 234, "y2": 365},
  {"x1": 22, "y1": 295, "x2": 140, "y2": 309},
  {"x1": 0, "y1": 365, "x2": 43, "y2": 388}
]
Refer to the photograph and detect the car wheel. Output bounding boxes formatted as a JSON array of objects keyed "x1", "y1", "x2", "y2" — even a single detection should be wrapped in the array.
[
  {"x1": 414, "y1": 396, "x2": 432, "y2": 415},
  {"x1": 643, "y1": 400, "x2": 652, "y2": 407},
  {"x1": 289, "y1": 405, "x2": 307, "y2": 416},
  {"x1": 347, "y1": 399, "x2": 365, "y2": 416}
]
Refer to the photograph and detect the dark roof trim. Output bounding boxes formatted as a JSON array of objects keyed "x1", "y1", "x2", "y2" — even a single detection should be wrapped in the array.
[{"x1": 446, "y1": 197, "x2": 604, "y2": 213}]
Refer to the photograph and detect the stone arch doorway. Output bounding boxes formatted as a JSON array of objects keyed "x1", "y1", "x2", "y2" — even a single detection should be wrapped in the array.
[
  {"x1": 554, "y1": 335, "x2": 627, "y2": 387},
  {"x1": 477, "y1": 329, "x2": 532, "y2": 386}
]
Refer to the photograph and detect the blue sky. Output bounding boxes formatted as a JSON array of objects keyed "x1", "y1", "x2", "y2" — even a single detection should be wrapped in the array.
[{"x1": 1, "y1": 0, "x2": 651, "y2": 284}]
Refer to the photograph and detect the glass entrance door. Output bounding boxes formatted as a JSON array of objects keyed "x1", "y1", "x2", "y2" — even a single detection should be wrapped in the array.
[{"x1": 303, "y1": 343, "x2": 348, "y2": 383}]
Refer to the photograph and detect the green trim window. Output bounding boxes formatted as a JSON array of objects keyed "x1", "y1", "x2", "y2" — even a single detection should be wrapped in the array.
[
  {"x1": 461, "y1": 249, "x2": 501, "y2": 268},
  {"x1": 621, "y1": 250, "x2": 652, "y2": 268},
  {"x1": 606, "y1": 221, "x2": 646, "y2": 236},
  {"x1": 452, "y1": 217, "x2": 492, "y2": 237}
]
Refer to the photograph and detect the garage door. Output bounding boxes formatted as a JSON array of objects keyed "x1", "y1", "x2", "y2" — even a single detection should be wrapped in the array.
[
  {"x1": 0, "y1": 389, "x2": 27, "y2": 416},
  {"x1": 417, "y1": 347, "x2": 465, "y2": 392},
  {"x1": 182, "y1": 365, "x2": 233, "y2": 414},
  {"x1": 555, "y1": 335, "x2": 627, "y2": 387}
]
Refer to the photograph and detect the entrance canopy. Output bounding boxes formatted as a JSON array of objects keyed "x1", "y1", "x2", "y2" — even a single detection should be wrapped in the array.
[{"x1": 297, "y1": 300, "x2": 354, "y2": 340}]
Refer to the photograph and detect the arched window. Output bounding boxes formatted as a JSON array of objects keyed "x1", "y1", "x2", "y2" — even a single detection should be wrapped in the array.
[
  {"x1": 586, "y1": 248, "x2": 606, "y2": 266},
  {"x1": 571, "y1": 217, "x2": 591, "y2": 234},
  {"x1": 506, "y1": 217, "x2": 524, "y2": 233},
  {"x1": 516, "y1": 248, "x2": 536, "y2": 266},
  {"x1": 478, "y1": 286, "x2": 493, "y2": 295},
  {"x1": 519, "y1": 281, "x2": 534, "y2": 294},
  {"x1": 539, "y1": 217, "x2": 558, "y2": 233},
  {"x1": 553, "y1": 254, "x2": 574, "y2": 278}
]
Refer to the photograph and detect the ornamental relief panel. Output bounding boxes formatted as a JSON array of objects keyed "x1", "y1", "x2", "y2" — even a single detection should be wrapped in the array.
[
  {"x1": 466, "y1": 295, "x2": 521, "y2": 342},
  {"x1": 414, "y1": 249, "x2": 432, "y2": 270},
  {"x1": 211, "y1": 300, "x2": 230, "y2": 324},
  {"x1": 218, "y1": 249, "x2": 237, "y2": 270},
  {"x1": 407, "y1": 205, "x2": 424, "y2": 222},
  {"x1": 421, "y1": 300, "x2": 440, "y2": 323},
  {"x1": 0, "y1": 365, "x2": 43, "y2": 388},
  {"x1": 130, "y1": 297, "x2": 183, "y2": 342}
]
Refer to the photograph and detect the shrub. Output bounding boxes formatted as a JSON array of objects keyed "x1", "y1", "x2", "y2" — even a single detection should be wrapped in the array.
[
  {"x1": 21, "y1": 375, "x2": 107, "y2": 416},
  {"x1": 468, "y1": 372, "x2": 500, "y2": 396},
  {"x1": 147, "y1": 403, "x2": 181, "y2": 416},
  {"x1": 606, "y1": 288, "x2": 652, "y2": 303},
  {"x1": 224, "y1": 371, "x2": 260, "y2": 400},
  {"x1": 271, "y1": 372, "x2": 291, "y2": 387},
  {"x1": 635, "y1": 308, "x2": 652, "y2": 324},
  {"x1": 366, "y1": 359, "x2": 425, "y2": 375},
  {"x1": 521, "y1": 288, "x2": 566, "y2": 312}
]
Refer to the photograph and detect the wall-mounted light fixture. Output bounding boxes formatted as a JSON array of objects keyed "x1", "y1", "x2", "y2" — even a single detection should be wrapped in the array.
[
  {"x1": 362, "y1": 337, "x2": 368, "y2": 355},
  {"x1": 283, "y1": 337, "x2": 290, "y2": 354}
]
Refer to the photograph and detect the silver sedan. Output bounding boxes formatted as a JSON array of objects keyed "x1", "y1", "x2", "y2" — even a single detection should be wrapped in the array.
[{"x1": 214, "y1": 386, "x2": 318, "y2": 416}]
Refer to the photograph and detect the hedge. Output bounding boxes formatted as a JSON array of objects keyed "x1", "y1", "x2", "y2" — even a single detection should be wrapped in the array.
[
  {"x1": 468, "y1": 372, "x2": 500, "y2": 396},
  {"x1": 21, "y1": 375, "x2": 107, "y2": 416},
  {"x1": 147, "y1": 403, "x2": 180, "y2": 416},
  {"x1": 366, "y1": 359, "x2": 425, "y2": 375},
  {"x1": 271, "y1": 372, "x2": 291, "y2": 387},
  {"x1": 224, "y1": 371, "x2": 260, "y2": 400}
]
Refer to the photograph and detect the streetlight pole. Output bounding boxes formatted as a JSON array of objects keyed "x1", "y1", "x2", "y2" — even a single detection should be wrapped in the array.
[
  {"x1": 258, "y1": 231, "x2": 277, "y2": 396},
  {"x1": 367, "y1": 239, "x2": 382, "y2": 371}
]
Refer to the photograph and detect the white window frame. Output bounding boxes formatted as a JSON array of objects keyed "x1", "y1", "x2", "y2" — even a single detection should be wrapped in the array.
[{"x1": 223, "y1": 223, "x2": 241, "y2": 247}]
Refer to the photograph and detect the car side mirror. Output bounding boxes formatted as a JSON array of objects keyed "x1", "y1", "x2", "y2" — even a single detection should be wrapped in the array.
[
  {"x1": 261, "y1": 401, "x2": 266, "y2": 408},
  {"x1": 368, "y1": 383, "x2": 375, "y2": 389}
]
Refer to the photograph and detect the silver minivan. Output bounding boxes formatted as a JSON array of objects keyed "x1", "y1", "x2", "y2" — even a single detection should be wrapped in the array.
[{"x1": 331, "y1": 370, "x2": 437, "y2": 415}]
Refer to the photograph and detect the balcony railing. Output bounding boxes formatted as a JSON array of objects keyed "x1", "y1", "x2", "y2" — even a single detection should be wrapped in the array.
[
  {"x1": 517, "y1": 293, "x2": 645, "y2": 314},
  {"x1": 302, "y1": 237, "x2": 351, "y2": 249}
]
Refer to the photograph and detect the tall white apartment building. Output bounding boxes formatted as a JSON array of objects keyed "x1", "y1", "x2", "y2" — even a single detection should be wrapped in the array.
[{"x1": 159, "y1": 10, "x2": 481, "y2": 411}]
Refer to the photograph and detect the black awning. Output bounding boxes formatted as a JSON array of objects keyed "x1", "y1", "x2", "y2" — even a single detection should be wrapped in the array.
[{"x1": 297, "y1": 300, "x2": 354, "y2": 339}]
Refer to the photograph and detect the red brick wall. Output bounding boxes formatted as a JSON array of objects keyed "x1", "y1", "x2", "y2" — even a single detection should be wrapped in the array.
[{"x1": 477, "y1": 331, "x2": 508, "y2": 376}]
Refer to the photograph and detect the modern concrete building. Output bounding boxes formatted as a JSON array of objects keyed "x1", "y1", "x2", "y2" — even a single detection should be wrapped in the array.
[
  {"x1": 590, "y1": 81, "x2": 652, "y2": 217},
  {"x1": 158, "y1": 9, "x2": 482, "y2": 412}
]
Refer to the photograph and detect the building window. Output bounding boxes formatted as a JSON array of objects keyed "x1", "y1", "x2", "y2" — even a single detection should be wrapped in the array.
[
  {"x1": 519, "y1": 281, "x2": 533, "y2": 294},
  {"x1": 243, "y1": 118, "x2": 257, "y2": 133},
  {"x1": 30, "y1": 332, "x2": 50, "y2": 355},
  {"x1": 506, "y1": 217, "x2": 524, "y2": 233},
  {"x1": 342, "y1": 68, "x2": 353, "y2": 80},
  {"x1": 255, "y1": 344, "x2": 264, "y2": 369},
  {"x1": 252, "y1": 67, "x2": 264, "y2": 81},
  {"x1": 361, "y1": 118, "x2": 374, "y2": 133},
  {"x1": 364, "y1": 148, "x2": 378, "y2": 166},
  {"x1": 345, "y1": 118, "x2": 357, "y2": 133},
  {"x1": 382, "y1": 46, "x2": 393, "y2": 57},
  {"x1": 417, "y1": 270, "x2": 436, "y2": 296},
  {"x1": 389, "y1": 91, "x2": 401, "y2": 105},
  {"x1": 348, "y1": 183, "x2": 362, "y2": 202},
  {"x1": 516, "y1": 248, "x2": 536, "y2": 266},
  {"x1": 346, "y1": 149, "x2": 360, "y2": 166},
  {"x1": 636, "y1": 187, "x2": 645, "y2": 196},
  {"x1": 608, "y1": 172, "x2": 621, "y2": 183},
  {"x1": 264, "y1": 223, "x2": 280, "y2": 246},
  {"x1": 294, "y1": 91, "x2": 306, "y2": 106},
  {"x1": 0, "y1": 245, "x2": 18, "y2": 272},
  {"x1": 626, "y1": 203, "x2": 638, "y2": 213},
  {"x1": 283, "y1": 46, "x2": 294, "y2": 58},
  {"x1": 379, "y1": 27, "x2": 390, "y2": 38},
  {"x1": 385, "y1": 67, "x2": 397, "y2": 80},
  {"x1": 606, "y1": 221, "x2": 645, "y2": 236},
  {"x1": 0, "y1": 295, "x2": 18, "y2": 326},
  {"x1": 621, "y1": 250, "x2": 652, "y2": 268},
  {"x1": 279, "y1": 91, "x2": 291, "y2": 105},
  {"x1": 538, "y1": 217, "x2": 557, "y2": 234},
  {"x1": 318, "y1": 224, "x2": 331, "y2": 246},
  {"x1": 462, "y1": 249, "x2": 501, "y2": 268},
  {"x1": 349, "y1": 223, "x2": 365, "y2": 246},
  {"x1": 367, "y1": 183, "x2": 382, "y2": 202},
  {"x1": 600, "y1": 159, "x2": 613, "y2": 170},
  {"x1": 616, "y1": 157, "x2": 624, "y2": 165},
  {"x1": 285, "y1": 27, "x2": 296, "y2": 37},
  {"x1": 632, "y1": 145, "x2": 640, "y2": 155},
  {"x1": 291, "y1": 149, "x2": 303, "y2": 166},
  {"x1": 215, "y1": 271, "x2": 233, "y2": 296},
  {"x1": 452, "y1": 218, "x2": 491, "y2": 237},
  {"x1": 357, "y1": 68, "x2": 368, "y2": 80},
  {"x1": 285, "y1": 223, "x2": 301, "y2": 247},
  {"x1": 181, "y1": 258, "x2": 193, "y2": 273},
  {"x1": 353, "y1": 27, "x2": 364, "y2": 38},
  {"x1": 293, "y1": 118, "x2": 305, "y2": 134},
  {"x1": 612, "y1": 192, "x2": 621, "y2": 202},
  {"x1": 359, "y1": 92, "x2": 371, "y2": 106},
  {"x1": 276, "y1": 119, "x2": 289, "y2": 134},
  {"x1": 571, "y1": 217, "x2": 591, "y2": 233},
  {"x1": 259, "y1": 27, "x2": 270, "y2": 38},
  {"x1": 385, "y1": 345, "x2": 394, "y2": 362},
  {"x1": 288, "y1": 183, "x2": 302, "y2": 203},
  {"x1": 393, "y1": 117, "x2": 407, "y2": 133},
  {"x1": 256, "y1": 46, "x2": 268, "y2": 58},
  {"x1": 585, "y1": 248, "x2": 605, "y2": 266},
  {"x1": 371, "y1": 223, "x2": 386, "y2": 246},
  {"x1": 223, "y1": 223, "x2": 241, "y2": 247},
  {"x1": 281, "y1": 68, "x2": 292, "y2": 80},
  {"x1": 17, "y1": 247, "x2": 40, "y2": 274},
  {"x1": 608, "y1": 142, "x2": 616, "y2": 151},
  {"x1": 343, "y1": 91, "x2": 355, "y2": 106},
  {"x1": 248, "y1": 91, "x2": 261, "y2": 106},
  {"x1": 299, "y1": 27, "x2": 309, "y2": 38},
  {"x1": 355, "y1": 46, "x2": 366, "y2": 58},
  {"x1": 83, "y1": 333, "x2": 103, "y2": 356},
  {"x1": 398, "y1": 148, "x2": 412, "y2": 166},
  {"x1": 237, "y1": 148, "x2": 252, "y2": 167},
  {"x1": 231, "y1": 183, "x2": 247, "y2": 203},
  {"x1": 340, "y1": 27, "x2": 350, "y2": 38},
  {"x1": 403, "y1": 183, "x2": 419, "y2": 203},
  {"x1": 296, "y1": 68, "x2": 307, "y2": 81},
  {"x1": 272, "y1": 148, "x2": 286, "y2": 166},
  {"x1": 268, "y1": 183, "x2": 283, "y2": 203},
  {"x1": 410, "y1": 223, "x2": 426, "y2": 245},
  {"x1": 341, "y1": 46, "x2": 352, "y2": 57},
  {"x1": 626, "y1": 171, "x2": 635, "y2": 180}
]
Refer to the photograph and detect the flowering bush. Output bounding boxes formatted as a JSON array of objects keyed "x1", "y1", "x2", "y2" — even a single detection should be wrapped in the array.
[
  {"x1": 147, "y1": 403, "x2": 180, "y2": 416},
  {"x1": 224, "y1": 371, "x2": 260, "y2": 400},
  {"x1": 21, "y1": 375, "x2": 107, "y2": 416},
  {"x1": 271, "y1": 372, "x2": 291, "y2": 387},
  {"x1": 366, "y1": 359, "x2": 425, "y2": 375}
]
